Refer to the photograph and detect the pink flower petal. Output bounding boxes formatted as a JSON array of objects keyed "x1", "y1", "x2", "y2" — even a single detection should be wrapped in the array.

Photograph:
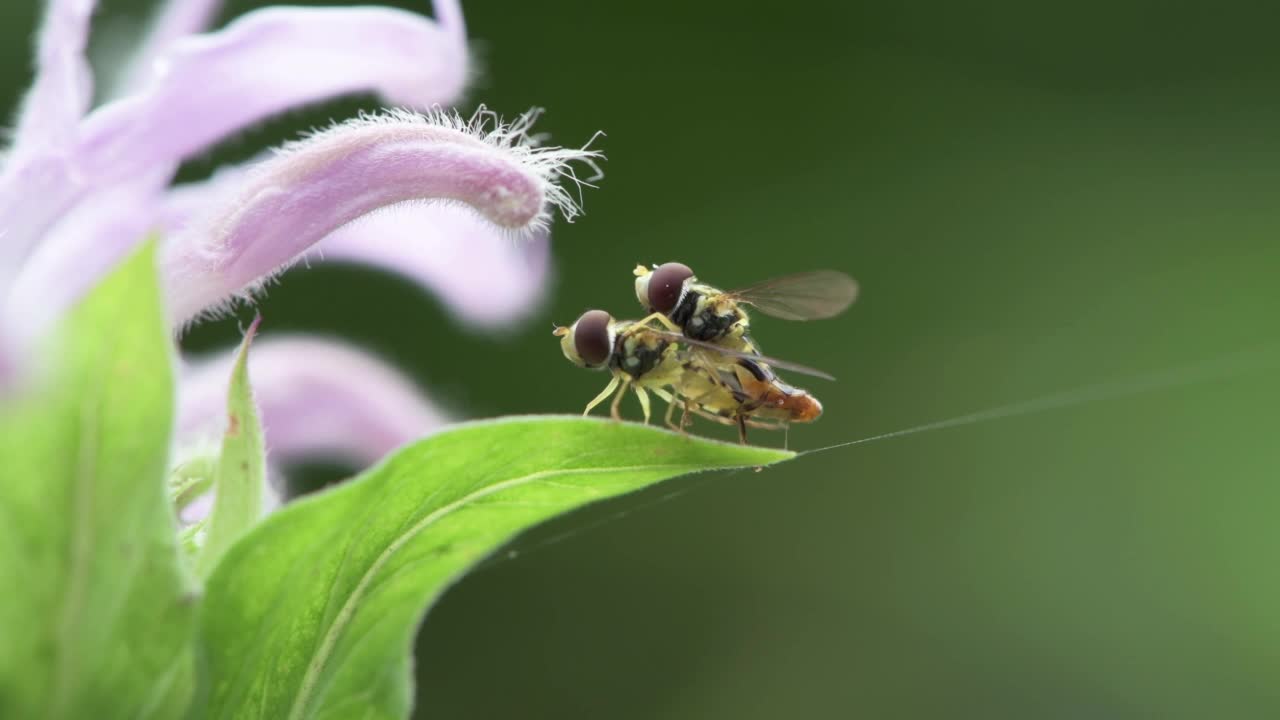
[
  {"x1": 163, "y1": 161, "x2": 553, "y2": 328},
  {"x1": 8, "y1": 0, "x2": 96, "y2": 164},
  {"x1": 163, "y1": 109, "x2": 599, "y2": 323},
  {"x1": 178, "y1": 335, "x2": 447, "y2": 466},
  {"x1": 0, "y1": 0, "x2": 97, "y2": 302},
  {"x1": 5, "y1": 169, "x2": 168, "y2": 344},
  {"x1": 0, "y1": 1, "x2": 470, "y2": 296},
  {"x1": 0, "y1": 326, "x2": 23, "y2": 393},
  {"x1": 79, "y1": 2, "x2": 469, "y2": 184},
  {"x1": 317, "y1": 205, "x2": 553, "y2": 328},
  {"x1": 113, "y1": 0, "x2": 227, "y2": 97}
]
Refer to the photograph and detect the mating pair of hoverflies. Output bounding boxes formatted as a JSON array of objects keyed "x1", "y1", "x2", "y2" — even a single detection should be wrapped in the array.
[{"x1": 555, "y1": 262, "x2": 857, "y2": 445}]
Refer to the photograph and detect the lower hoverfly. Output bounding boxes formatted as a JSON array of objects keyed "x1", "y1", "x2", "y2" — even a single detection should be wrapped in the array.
[
  {"x1": 554, "y1": 310, "x2": 831, "y2": 443},
  {"x1": 633, "y1": 262, "x2": 858, "y2": 354}
]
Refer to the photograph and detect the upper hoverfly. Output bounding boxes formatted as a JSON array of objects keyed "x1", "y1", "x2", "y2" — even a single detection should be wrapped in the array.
[
  {"x1": 633, "y1": 262, "x2": 858, "y2": 353},
  {"x1": 554, "y1": 309, "x2": 832, "y2": 443}
]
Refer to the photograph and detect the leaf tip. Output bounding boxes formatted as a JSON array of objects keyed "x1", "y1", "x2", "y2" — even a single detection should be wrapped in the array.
[{"x1": 244, "y1": 313, "x2": 263, "y2": 342}]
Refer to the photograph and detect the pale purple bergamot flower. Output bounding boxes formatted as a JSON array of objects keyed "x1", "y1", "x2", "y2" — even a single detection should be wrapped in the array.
[{"x1": 1, "y1": 0, "x2": 601, "y2": 509}]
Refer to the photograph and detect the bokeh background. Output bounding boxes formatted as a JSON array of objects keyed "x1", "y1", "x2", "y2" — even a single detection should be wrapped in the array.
[{"x1": 5, "y1": 1, "x2": 1280, "y2": 717}]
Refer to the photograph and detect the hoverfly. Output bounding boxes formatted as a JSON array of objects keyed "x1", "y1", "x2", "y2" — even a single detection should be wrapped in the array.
[
  {"x1": 633, "y1": 262, "x2": 858, "y2": 353},
  {"x1": 554, "y1": 309, "x2": 831, "y2": 443}
]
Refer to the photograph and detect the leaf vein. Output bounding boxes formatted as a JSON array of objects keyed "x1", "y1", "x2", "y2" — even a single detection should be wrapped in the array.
[{"x1": 284, "y1": 462, "x2": 705, "y2": 719}]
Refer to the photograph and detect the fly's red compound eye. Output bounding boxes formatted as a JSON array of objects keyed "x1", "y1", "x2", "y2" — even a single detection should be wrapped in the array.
[
  {"x1": 573, "y1": 309, "x2": 613, "y2": 366},
  {"x1": 646, "y1": 262, "x2": 694, "y2": 314}
]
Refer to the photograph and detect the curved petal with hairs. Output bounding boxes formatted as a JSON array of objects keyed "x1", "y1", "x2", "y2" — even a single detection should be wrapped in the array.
[
  {"x1": 0, "y1": 0, "x2": 603, "y2": 509},
  {"x1": 1, "y1": 0, "x2": 471, "y2": 320}
]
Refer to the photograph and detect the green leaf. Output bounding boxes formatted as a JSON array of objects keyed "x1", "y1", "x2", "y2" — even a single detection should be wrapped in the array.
[
  {"x1": 195, "y1": 316, "x2": 266, "y2": 579},
  {"x1": 0, "y1": 242, "x2": 197, "y2": 719},
  {"x1": 200, "y1": 417, "x2": 791, "y2": 719},
  {"x1": 170, "y1": 456, "x2": 218, "y2": 513}
]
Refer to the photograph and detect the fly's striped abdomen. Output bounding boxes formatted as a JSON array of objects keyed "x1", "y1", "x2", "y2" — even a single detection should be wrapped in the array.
[{"x1": 728, "y1": 359, "x2": 823, "y2": 424}]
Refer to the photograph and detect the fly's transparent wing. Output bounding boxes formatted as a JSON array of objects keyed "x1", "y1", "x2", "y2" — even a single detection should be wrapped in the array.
[
  {"x1": 646, "y1": 329, "x2": 836, "y2": 381},
  {"x1": 726, "y1": 270, "x2": 858, "y2": 321}
]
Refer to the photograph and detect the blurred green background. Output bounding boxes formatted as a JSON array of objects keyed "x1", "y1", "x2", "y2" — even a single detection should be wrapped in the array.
[{"x1": 5, "y1": 0, "x2": 1280, "y2": 717}]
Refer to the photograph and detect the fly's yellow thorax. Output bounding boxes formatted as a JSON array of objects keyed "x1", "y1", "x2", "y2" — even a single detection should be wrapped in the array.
[
  {"x1": 615, "y1": 326, "x2": 680, "y2": 381},
  {"x1": 681, "y1": 284, "x2": 750, "y2": 344},
  {"x1": 700, "y1": 287, "x2": 749, "y2": 324}
]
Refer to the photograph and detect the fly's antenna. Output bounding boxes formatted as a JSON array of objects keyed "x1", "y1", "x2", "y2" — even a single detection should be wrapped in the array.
[{"x1": 552, "y1": 324, "x2": 570, "y2": 337}]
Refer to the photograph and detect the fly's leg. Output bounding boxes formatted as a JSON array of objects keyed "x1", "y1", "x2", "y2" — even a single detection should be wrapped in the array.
[
  {"x1": 583, "y1": 375, "x2": 620, "y2": 417},
  {"x1": 609, "y1": 378, "x2": 631, "y2": 421},
  {"x1": 638, "y1": 312, "x2": 683, "y2": 333},
  {"x1": 682, "y1": 405, "x2": 736, "y2": 427},
  {"x1": 736, "y1": 415, "x2": 749, "y2": 445},
  {"x1": 678, "y1": 404, "x2": 784, "y2": 434},
  {"x1": 651, "y1": 388, "x2": 681, "y2": 431},
  {"x1": 635, "y1": 385, "x2": 653, "y2": 424}
]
